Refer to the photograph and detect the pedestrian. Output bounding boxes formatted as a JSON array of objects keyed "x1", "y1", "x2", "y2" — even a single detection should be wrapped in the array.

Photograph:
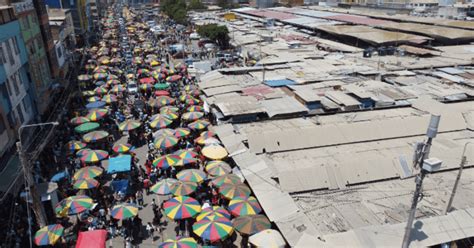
[
  {"x1": 146, "y1": 222, "x2": 155, "y2": 242},
  {"x1": 136, "y1": 190, "x2": 144, "y2": 207}
]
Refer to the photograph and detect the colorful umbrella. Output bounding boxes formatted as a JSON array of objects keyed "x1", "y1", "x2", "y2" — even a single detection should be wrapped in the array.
[
  {"x1": 228, "y1": 196, "x2": 262, "y2": 217},
  {"x1": 187, "y1": 120, "x2": 210, "y2": 131},
  {"x1": 70, "y1": 117, "x2": 91, "y2": 126},
  {"x1": 195, "y1": 136, "x2": 221, "y2": 146},
  {"x1": 78, "y1": 74, "x2": 92, "y2": 81},
  {"x1": 112, "y1": 143, "x2": 132, "y2": 153},
  {"x1": 140, "y1": 77, "x2": 155, "y2": 84},
  {"x1": 162, "y1": 112, "x2": 179, "y2": 120},
  {"x1": 110, "y1": 84, "x2": 125, "y2": 93},
  {"x1": 107, "y1": 79, "x2": 121, "y2": 85},
  {"x1": 94, "y1": 86, "x2": 108, "y2": 95},
  {"x1": 160, "y1": 106, "x2": 179, "y2": 114},
  {"x1": 75, "y1": 122, "x2": 100, "y2": 133},
  {"x1": 34, "y1": 224, "x2": 64, "y2": 246},
  {"x1": 140, "y1": 83, "x2": 152, "y2": 91},
  {"x1": 163, "y1": 196, "x2": 201, "y2": 220},
  {"x1": 192, "y1": 216, "x2": 234, "y2": 242},
  {"x1": 111, "y1": 203, "x2": 139, "y2": 220},
  {"x1": 93, "y1": 72, "x2": 108, "y2": 80},
  {"x1": 154, "y1": 128, "x2": 175, "y2": 138},
  {"x1": 176, "y1": 169, "x2": 207, "y2": 183},
  {"x1": 170, "y1": 181, "x2": 198, "y2": 196},
  {"x1": 185, "y1": 98, "x2": 201, "y2": 106},
  {"x1": 156, "y1": 96, "x2": 175, "y2": 106},
  {"x1": 80, "y1": 149, "x2": 109, "y2": 163},
  {"x1": 219, "y1": 183, "x2": 251, "y2": 199},
  {"x1": 205, "y1": 161, "x2": 232, "y2": 176},
  {"x1": 174, "y1": 128, "x2": 191, "y2": 138},
  {"x1": 154, "y1": 83, "x2": 169, "y2": 90},
  {"x1": 158, "y1": 236, "x2": 198, "y2": 248},
  {"x1": 200, "y1": 131, "x2": 215, "y2": 139},
  {"x1": 249, "y1": 229, "x2": 286, "y2": 248},
  {"x1": 102, "y1": 94, "x2": 118, "y2": 103},
  {"x1": 179, "y1": 94, "x2": 193, "y2": 102},
  {"x1": 66, "y1": 141, "x2": 86, "y2": 153},
  {"x1": 210, "y1": 174, "x2": 242, "y2": 188},
  {"x1": 86, "y1": 101, "x2": 106, "y2": 109},
  {"x1": 196, "y1": 206, "x2": 231, "y2": 221},
  {"x1": 201, "y1": 144, "x2": 228, "y2": 160},
  {"x1": 118, "y1": 120, "x2": 142, "y2": 131},
  {"x1": 83, "y1": 130, "x2": 109, "y2": 142},
  {"x1": 76, "y1": 148, "x2": 92, "y2": 158},
  {"x1": 73, "y1": 166, "x2": 103, "y2": 180},
  {"x1": 233, "y1": 215, "x2": 271, "y2": 235},
  {"x1": 182, "y1": 112, "x2": 204, "y2": 122},
  {"x1": 186, "y1": 105, "x2": 203, "y2": 112},
  {"x1": 153, "y1": 154, "x2": 182, "y2": 169},
  {"x1": 154, "y1": 135, "x2": 179, "y2": 149},
  {"x1": 73, "y1": 178, "x2": 100, "y2": 189},
  {"x1": 154, "y1": 90, "x2": 170, "y2": 96},
  {"x1": 150, "y1": 178, "x2": 177, "y2": 195},
  {"x1": 174, "y1": 149, "x2": 198, "y2": 160},
  {"x1": 137, "y1": 68, "x2": 150, "y2": 75},
  {"x1": 55, "y1": 195, "x2": 94, "y2": 216},
  {"x1": 86, "y1": 108, "x2": 108, "y2": 121},
  {"x1": 167, "y1": 75, "x2": 182, "y2": 82},
  {"x1": 87, "y1": 96, "x2": 101, "y2": 103},
  {"x1": 149, "y1": 115, "x2": 172, "y2": 129}
]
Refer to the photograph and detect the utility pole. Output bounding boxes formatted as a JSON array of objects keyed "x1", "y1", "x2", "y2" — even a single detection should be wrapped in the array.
[
  {"x1": 401, "y1": 115, "x2": 442, "y2": 248},
  {"x1": 17, "y1": 122, "x2": 59, "y2": 228},
  {"x1": 444, "y1": 142, "x2": 472, "y2": 215}
]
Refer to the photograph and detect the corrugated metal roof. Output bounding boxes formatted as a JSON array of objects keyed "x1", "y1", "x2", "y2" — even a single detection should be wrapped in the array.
[
  {"x1": 202, "y1": 85, "x2": 242, "y2": 97},
  {"x1": 261, "y1": 97, "x2": 308, "y2": 117},
  {"x1": 264, "y1": 79, "x2": 296, "y2": 87},
  {"x1": 215, "y1": 95, "x2": 265, "y2": 117},
  {"x1": 377, "y1": 22, "x2": 474, "y2": 40},
  {"x1": 324, "y1": 91, "x2": 361, "y2": 107},
  {"x1": 325, "y1": 14, "x2": 390, "y2": 26}
]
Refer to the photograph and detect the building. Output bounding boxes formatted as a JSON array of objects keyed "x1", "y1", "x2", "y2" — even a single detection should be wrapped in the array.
[
  {"x1": 33, "y1": 0, "x2": 58, "y2": 80},
  {"x1": 48, "y1": 8, "x2": 76, "y2": 79},
  {"x1": 250, "y1": 0, "x2": 274, "y2": 8},
  {"x1": 11, "y1": 0, "x2": 54, "y2": 118},
  {"x1": 44, "y1": 0, "x2": 92, "y2": 43}
]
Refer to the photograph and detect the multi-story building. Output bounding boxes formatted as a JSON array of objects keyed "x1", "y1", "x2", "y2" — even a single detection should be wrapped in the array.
[
  {"x1": 33, "y1": 0, "x2": 58, "y2": 80},
  {"x1": 11, "y1": 0, "x2": 54, "y2": 118},
  {"x1": 0, "y1": 5, "x2": 38, "y2": 150},
  {"x1": 48, "y1": 8, "x2": 75, "y2": 80}
]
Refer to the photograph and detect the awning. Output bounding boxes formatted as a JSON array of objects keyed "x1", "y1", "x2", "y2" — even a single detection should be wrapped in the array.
[
  {"x1": 106, "y1": 155, "x2": 132, "y2": 174},
  {"x1": 75, "y1": 230, "x2": 107, "y2": 248}
]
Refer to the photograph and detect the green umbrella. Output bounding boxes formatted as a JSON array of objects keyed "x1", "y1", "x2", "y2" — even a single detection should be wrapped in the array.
[
  {"x1": 74, "y1": 122, "x2": 100, "y2": 133},
  {"x1": 154, "y1": 83, "x2": 169, "y2": 90}
]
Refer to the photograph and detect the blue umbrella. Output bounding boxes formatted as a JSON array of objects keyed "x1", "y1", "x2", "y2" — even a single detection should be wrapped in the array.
[
  {"x1": 51, "y1": 170, "x2": 69, "y2": 182},
  {"x1": 86, "y1": 101, "x2": 106, "y2": 109}
]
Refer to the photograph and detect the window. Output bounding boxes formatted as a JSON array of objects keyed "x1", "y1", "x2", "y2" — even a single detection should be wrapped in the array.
[
  {"x1": 16, "y1": 104, "x2": 24, "y2": 124},
  {"x1": 5, "y1": 79, "x2": 12, "y2": 96},
  {"x1": 12, "y1": 37, "x2": 20, "y2": 55},
  {"x1": 56, "y1": 45, "x2": 62, "y2": 58},
  {"x1": 5, "y1": 40, "x2": 14, "y2": 65},
  {"x1": 0, "y1": 115, "x2": 6, "y2": 134},
  {"x1": 11, "y1": 73, "x2": 20, "y2": 96},
  {"x1": 0, "y1": 44, "x2": 5, "y2": 64},
  {"x1": 22, "y1": 96, "x2": 30, "y2": 115}
]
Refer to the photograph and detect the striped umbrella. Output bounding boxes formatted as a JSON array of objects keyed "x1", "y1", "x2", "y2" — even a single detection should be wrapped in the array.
[
  {"x1": 118, "y1": 120, "x2": 142, "y2": 131},
  {"x1": 174, "y1": 149, "x2": 198, "y2": 160},
  {"x1": 149, "y1": 115, "x2": 172, "y2": 129},
  {"x1": 181, "y1": 112, "x2": 204, "y2": 122},
  {"x1": 153, "y1": 154, "x2": 182, "y2": 169},
  {"x1": 78, "y1": 74, "x2": 92, "y2": 81},
  {"x1": 195, "y1": 136, "x2": 220, "y2": 146},
  {"x1": 196, "y1": 206, "x2": 231, "y2": 221},
  {"x1": 94, "y1": 86, "x2": 108, "y2": 95},
  {"x1": 156, "y1": 96, "x2": 175, "y2": 106},
  {"x1": 174, "y1": 128, "x2": 191, "y2": 138},
  {"x1": 83, "y1": 130, "x2": 109, "y2": 142},
  {"x1": 185, "y1": 98, "x2": 200, "y2": 106},
  {"x1": 150, "y1": 178, "x2": 177, "y2": 195},
  {"x1": 55, "y1": 195, "x2": 94, "y2": 216},
  {"x1": 176, "y1": 169, "x2": 207, "y2": 183},
  {"x1": 158, "y1": 236, "x2": 198, "y2": 248},
  {"x1": 87, "y1": 96, "x2": 101, "y2": 103},
  {"x1": 140, "y1": 83, "x2": 153, "y2": 91},
  {"x1": 205, "y1": 161, "x2": 232, "y2": 177},
  {"x1": 187, "y1": 120, "x2": 210, "y2": 131},
  {"x1": 201, "y1": 144, "x2": 228, "y2": 160},
  {"x1": 74, "y1": 122, "x2": 100, "y2": 133},
  {"x1": 110, "y1": 84, "x2": 125, "y2": 93},
  {"x1": 186, "y1": 105, "x2": 203, "y2": 112},
  {"x1": 102, "y1": 94, "x2": 118, "y2": 103},
  {"x1": 86, "y1": 108, "x2": 108, "y2": 121},
  {"x1": 163, "y1": 196, "x2": 201, "y2": 220},
  {"x1": 73, "y1": 178, "x2": 100, "y2": 189},
  {"x1": 66, "y1": 141, "x2": 86, "y2": 153},
  {"x1": 192, "y1": 216, "x2": 234, "y2": 242},
  {"x1": 80, "y1": 149, "x2": 109, "y2": 163},
  {"x1": 106, "y1": 79, "x2": 121, "y2": 85},
  {"x1": 154, "y1": 128, "x2": 175, "y2": 138},
  {"x1": 111, "y1": 203, "x2": 139, "y2": 220},
  {"x1": 228, "y1": 196, "x2": 262, "y2": 217},
  {"x1": 162, "y1": 112, "x2": 179, "y2": 120},
  {"x1": 154, "y1": 135, "x2": 179, "y2": 149},
  {"x1": 179, "y1": 94, "x2": 193, "y2": 102},
  {"x1": 73, "y1": 166, "x2": 103, "y2": 180},
  {"x1": 34, "y1": 224, "x2": 64, "y2": 246},
  {"x1": 76, "y1": 148, "x2": 91, "y2": 158},
  {"x1": 170, "y1": 181, "x2": 198, "y2": 196},
  {"x1": 167, "y1": 75, "x2": 182, "y2": 82},
  {"x1": 140, "y1": 77, "x2": 155, "y2": 84},
  {"x1": 200, "y1": 131, "x2": 215, "y2": 139},
  {"x1": 112, "y1": 143, "x2": 132, "y2": 153},
  {"x1": 70, "y1": 116, "x2": 90, "y2": 126},
  {"x1": 210, "y1": 174, "x2": 242, "y2": 188},
  {"x1": 233, "y1": 215, "x2": 271, "y2": 235},
  {"x1": 160, "y1": 106, "x2": 179, "y2": 114},
  {"x1": 93, "y1": 72, "x2": 108, "y2": 80},
  {"x1": 219, "y1": 183, "x2": 251, "y2": 200}
]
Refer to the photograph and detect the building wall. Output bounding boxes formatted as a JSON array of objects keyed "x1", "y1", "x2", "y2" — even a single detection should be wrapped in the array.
[{"x1": 33, "y1": 0, "x2": 59, "y2": 79}]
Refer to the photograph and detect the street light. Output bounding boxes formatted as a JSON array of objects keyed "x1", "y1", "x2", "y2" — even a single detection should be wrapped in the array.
[
  {"x1": 401, "y1": 115, "x2": 442, "y2": 248},
  {"x1": 444, "y1": 141, "x2": 473, "y2": 215},
  {"x1": 17, "y1": 121, "x2": 59, "y2": 235}
]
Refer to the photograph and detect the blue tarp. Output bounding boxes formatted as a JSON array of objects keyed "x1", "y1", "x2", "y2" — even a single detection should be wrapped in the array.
[
  {"x1": 110, "y1": 179, "x2": 129, "y2": 194},
  {"x1": 51, "y1": 170, "x2": 69, "y2": 182},
  {"x1": 86, "y1": 101, "x2": 106, "y2": 109},
  {"x1": 107, "y1": 155, "x2": 132, "y2": 174},
  {"x1": 264, "y1": 79, "x2": 296, "y2": 87}
]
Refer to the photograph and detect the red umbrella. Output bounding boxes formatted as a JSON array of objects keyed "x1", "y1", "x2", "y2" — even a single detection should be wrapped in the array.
[
  {"x1": 154, "y1": 90, "x2": 170, "y2": 96},
  {"x1": 140, "y1": 77, "x2": 155, "y2": 84}
]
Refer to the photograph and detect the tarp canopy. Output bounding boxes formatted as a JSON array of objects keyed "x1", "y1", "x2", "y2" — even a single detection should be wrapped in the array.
[
  {"x1": 111, "y1": 179, "x2": 129, "y2": 194},
  {"x1": 76, "y1": 230, "x2": 107, "y2": 248},
  {"x1": 107, "y1": 155, "x2": 132, "y2": 174},
  {"x1": 51, "y1": 170, "x2": 69, "y2": 182}
]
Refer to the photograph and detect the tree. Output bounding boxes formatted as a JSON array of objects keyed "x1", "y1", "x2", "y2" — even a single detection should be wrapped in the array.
[
  {"x1": 197, "y1": 24, "x2": 230, "y2": 48},
  {"x1": 188, "y1": 0, "x2": 206, "y2": 10},
  {"x1": 161, "y1": 0, "x2": 188, "y2": 24}
]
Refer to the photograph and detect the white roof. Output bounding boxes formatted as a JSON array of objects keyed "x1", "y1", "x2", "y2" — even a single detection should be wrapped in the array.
[{"x1": 261, "y1": 97, "x2": 308, "y2": 117}]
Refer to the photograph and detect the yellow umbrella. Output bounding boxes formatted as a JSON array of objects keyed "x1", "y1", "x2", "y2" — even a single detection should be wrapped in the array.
[{"x1": 201, "y1": 144, "x2": 228, "y2": 160}]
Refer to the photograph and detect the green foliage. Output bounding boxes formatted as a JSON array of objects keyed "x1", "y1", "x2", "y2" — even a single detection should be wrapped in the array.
[
  {"x1": 197, "y1": 24, "x2": 230, "y2": 48},
  {"x1": 161, "y1": 0, "x2": 188, "y2": 24},
  {"x1": 188, "y1": 0, "x2": 206, "y2": 10}
]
